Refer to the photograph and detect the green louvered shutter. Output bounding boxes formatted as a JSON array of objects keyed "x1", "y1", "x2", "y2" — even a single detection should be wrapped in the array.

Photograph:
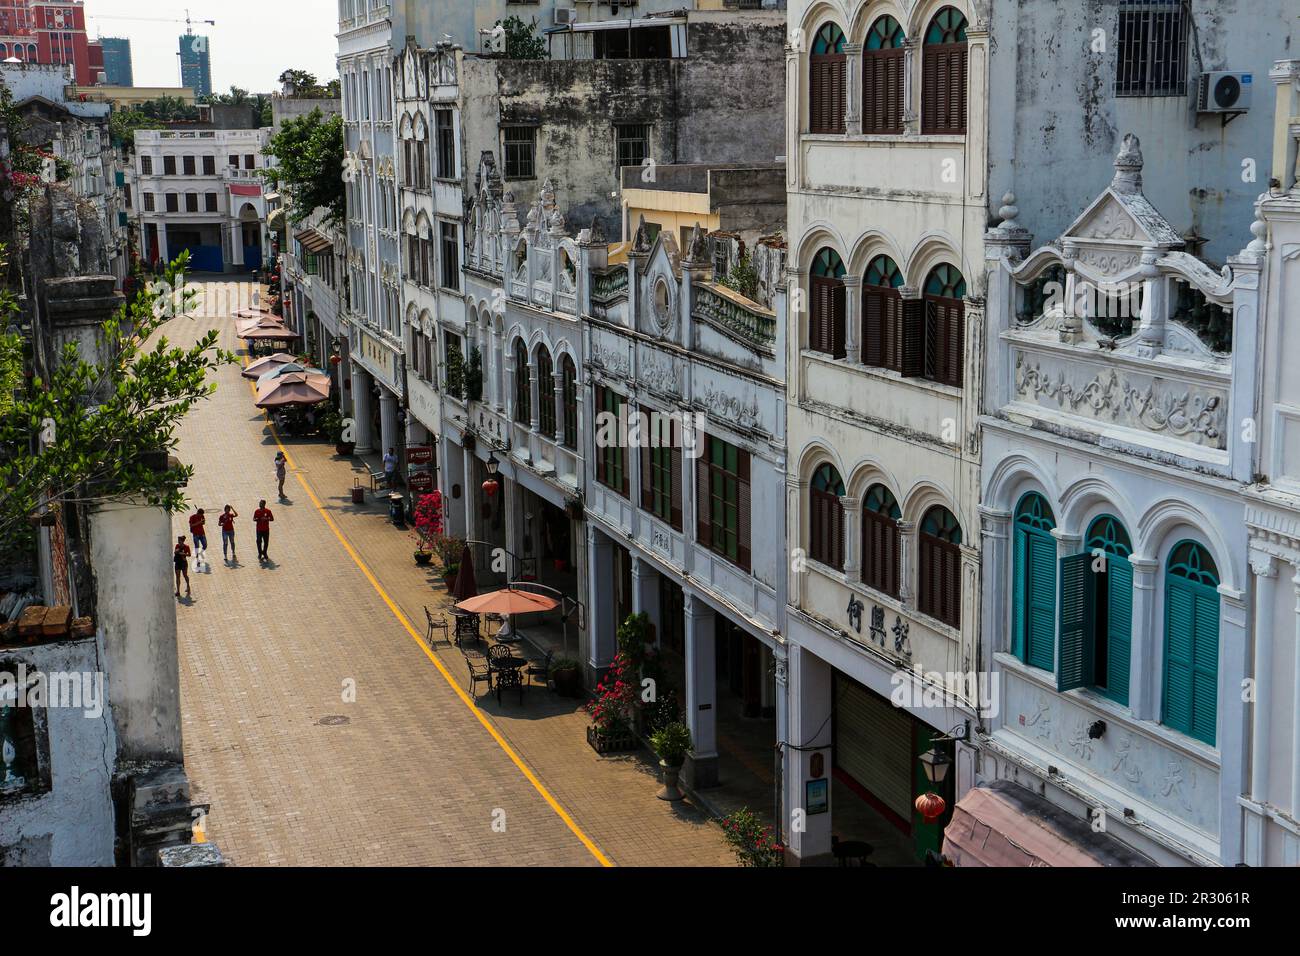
[
  {"x1": 1012, "y1": 529, "x2": 1027, "y2": 661},
  {"x1": 1163, "y1": 583, "x2": 1196, "y2": 736},
  {"x1": 1057, "y1": 552, "x2": 1095, "y2": 692},
  {"x1": 1026, "y1": 534, "x2": 1056, "y2": 671},
  {"x1": 1105, "y1": 559, "x2": 1133, "y2": 706},
  {"x1": 1191, "y1": 589, "x2": 1220, "y2": 746}
]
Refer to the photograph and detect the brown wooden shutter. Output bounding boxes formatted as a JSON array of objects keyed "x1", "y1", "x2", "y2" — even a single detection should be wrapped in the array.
[
  {"x1": 901, "y1": 298, "x2": 926, "y2": 377},
  {"x1": 811, "y1": 276, "x2": 832, "y2": 353},
  {"x1": 832, "y1": 498, "x2": 845, "y2": 570},
  {"x1": 864, "y1": 49, "x2": 904, "y2": 134},
  {"x1": 884, "y1": 293, "x2": 902, "y2": 372},
  {"x1": 737, "y1": 450, "x2": 751, "y2": 571},
  {"x1": 696, "y1": 455, "x2": 711, "y2": 548},
  {"x1": 832, "y1": 282, "x2": 847, "y2": 359},
  {"x1": 925, "y1": 299, "x2": 940, "y2": 381},
  {"x1": 621, "y1": 403, "x2": 630, "y2": 497},
  {"x1": 863, "y1": 288, "x2": 883, "y2": 367},
  {"x1": 947, "y1": 302, "x2": 965, "y2": 387},
  {"x1": 670, "y1": 421, "x2": 683, "y2": 531},
  {"x1": 811, "y1": 56, "x2": 846, "y2": 134},
  {"x1": 831, "y1": 57, "x2": 846, "y2": 134},
  {"x1": 921, "y1": 49, "x2": 939, "y2": 133},
  {"x1": 951, "y1": 46, "x2": 968, "y2": 135},
  {"x1": 887, "y1": 521, "x2": 900, "y2": 598}
]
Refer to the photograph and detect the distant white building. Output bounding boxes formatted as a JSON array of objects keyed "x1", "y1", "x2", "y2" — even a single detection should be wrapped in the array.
[{"x1": 133, "y1": 128, "x2": 270, "y2": 274}]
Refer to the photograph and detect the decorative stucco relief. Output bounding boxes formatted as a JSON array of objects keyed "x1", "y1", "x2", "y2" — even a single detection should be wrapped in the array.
[
  {"x1": 701, "y1": 384, "x2": 762, "y2": 431},
  {"x1": 1014, "y1": 353, "x2": 1226, "y2": 449}
]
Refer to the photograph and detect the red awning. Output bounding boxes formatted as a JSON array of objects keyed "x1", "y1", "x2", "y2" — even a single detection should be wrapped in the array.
[
  {"x1": 942, "y1": 780, "x2": 1154, "y2": 867},
  {"x1": 230, "y1": 184, "x2": 262, "y2": 197}
]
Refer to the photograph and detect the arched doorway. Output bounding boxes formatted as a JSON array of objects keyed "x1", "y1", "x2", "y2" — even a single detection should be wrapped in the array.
[{"x1": 239, "y1": 202, "x2": 263, "y2": 273}]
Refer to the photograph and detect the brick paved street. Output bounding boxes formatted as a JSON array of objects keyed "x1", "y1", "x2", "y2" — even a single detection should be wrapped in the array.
[{"x1": 170, "y1": 282, "x2": 733, "y2": 867}]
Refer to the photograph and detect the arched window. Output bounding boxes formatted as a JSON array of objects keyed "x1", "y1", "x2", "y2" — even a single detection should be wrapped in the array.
[
  {"x1": 809, "y1": 248, "x2": 846, "y2": 358},
  {"x1": 921, "y1": 7, "x2": 968, "y2": 135},
  {"x1": 862, "y1": 254, "x2": 904, "y2": 371},
  {"x1": 1013, "y1": 493, "x2": 1056, "y2": 672},
  {"x1": 810, "y1": 464, "x2": 846, "y2": 570},
  {"x1": 514, "y1": 339, "x2": 531, "y2": 425},
  {"x1": 809, "y1": 23, "x2": 847, "y2": 134},
  {"x1": 919, "y1": 506, "x2": 962, "y2": 629},
  {"x1": 923, "y1": 264, "x2": 966, "y2": 387},
  {"x1": 1058, "y1": 516, "x2": 1134, "y2": 699},
  {"x1": 861, "y1": 484, "x2": 901, "y2": 597},
  {"x1": 536, "y1": 346, "x2": 556, "y2": 438},
  {"x1": 863, "y1": 16, "x2": 905, "y2": 134},
  {"x1": 1162, "y1": 541, "x2": 1220, "y2": 746},
  {"x1": 561, "y1": 354, "x2": 578, "y2": 449}
]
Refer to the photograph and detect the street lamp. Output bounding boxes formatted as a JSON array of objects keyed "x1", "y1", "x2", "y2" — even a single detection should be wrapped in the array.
[
  {"x1": 485, "y1": 451, "x2": 500, "y2": 477},
  {"x1": 919, "y1": 746, "x2": 952, "y2": 787},
  {"x1": 482, "y1": 450, "x2": 501, "y2": 499}
]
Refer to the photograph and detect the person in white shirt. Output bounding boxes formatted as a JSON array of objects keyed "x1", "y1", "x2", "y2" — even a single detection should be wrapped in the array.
[{"x1": 383, "y1": 448, "x2": 398, "y2": 488}]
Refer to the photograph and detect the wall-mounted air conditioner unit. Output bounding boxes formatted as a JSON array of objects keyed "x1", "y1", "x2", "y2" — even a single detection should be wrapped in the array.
[
  {"x1": 1196, "y1": 71, "x2": 1252, "y2": 114},
  {"x1": 554, "y1": 8, "x2": 577, "y2": 27}
]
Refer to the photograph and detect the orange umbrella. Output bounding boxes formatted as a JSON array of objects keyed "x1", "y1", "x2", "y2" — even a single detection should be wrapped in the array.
[
  {"x1": 254, "y1": 371, "x2": 330, "y2": 408},
  {"x1": 455, "y1": 589, "x2": 560, "y2": 616},
  {"x1": 242, "y1": 352, "x2": 298, "y2": 379}
]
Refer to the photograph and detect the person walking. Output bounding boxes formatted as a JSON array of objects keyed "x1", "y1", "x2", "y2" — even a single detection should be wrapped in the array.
[
  {"x1": 275, "y1": 452, "x2": 288, "y2": 500},
  {"x1": 254, "y1": 500, "x2": 274, "y2": 563},
  {"x1": 218, "y1": 505, "x2": 239, "y2": 561},
  {"x1": 173, "y1": 536, "x2": 192, "y2": 598},
  {"x1": 188, "y1": 508, "x2": 209, "y2": 566},
  {"x1": 383, "y1": 447, "x2": 398, "y2": 489}
]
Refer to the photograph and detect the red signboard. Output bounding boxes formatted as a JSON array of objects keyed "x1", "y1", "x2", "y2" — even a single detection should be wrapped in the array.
[
  {"x1": 406, "y1": 445, "x2": 434, "y2": 466},
  {"x1": 407, "y1": 472, "x2": 434, "y2": 492}
]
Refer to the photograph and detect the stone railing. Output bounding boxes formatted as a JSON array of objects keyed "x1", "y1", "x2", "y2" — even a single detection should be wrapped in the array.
[
  {"x1": 591, "y1": 266, "x2": 628, "y2": 303},
  {"x1": 693, "y1": 282, "x2": 776, "y2": 351}
]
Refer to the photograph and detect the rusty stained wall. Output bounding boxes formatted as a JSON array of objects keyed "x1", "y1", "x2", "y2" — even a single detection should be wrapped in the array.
[
  {"x1": 988, "y1": 0, "x2": 1295, "y2": 265},
  {"x1": 460, "y1": 16, "x2": 787, "y2": 240}
]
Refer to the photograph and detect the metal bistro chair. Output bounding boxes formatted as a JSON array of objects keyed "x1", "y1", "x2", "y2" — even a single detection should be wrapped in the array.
[
  {"x1": 464, "y1": 650, "x2": 492, "y2": 700},
  {"x1": 488, "y1": 644, "x2": 524, "y2": 705},
  {"x1": 424, "y1": 607, "x2": 451, "y2": 646},
  {"x1": 526, "y1": 649, "x2": 554, "y2": 688}
]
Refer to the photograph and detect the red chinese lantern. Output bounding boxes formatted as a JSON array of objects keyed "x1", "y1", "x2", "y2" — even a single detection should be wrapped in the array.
[
  {"x1": 915, "y1": 791, "x2": 947, "y2": 825},
  {"x1": 330, "y1": 353, "x2": 342, "y2": 367},
  {"x1": 482, "y1": 478, "x2": 500, "y2": 499}
]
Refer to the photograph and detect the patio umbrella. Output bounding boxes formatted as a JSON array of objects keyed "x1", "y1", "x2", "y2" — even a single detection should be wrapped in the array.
[
  {"x1": 451, "y1": 546, "x2": 479, "y2": 602},
  {"x1": 454, "y1": 589, "x2": 560, "y2": 616},
  {"x1": 242, "y1": 352, "x2": 298, "y2": 380},
  {"x1": 254, "y1": 372, "x2": 330, "y2": 408},
  {"x1": 257, "y1": 363, "x2": 327, "y2": 390},
  {"x1": 241, "y1": 324, "x2": 301, "y2": 341}
]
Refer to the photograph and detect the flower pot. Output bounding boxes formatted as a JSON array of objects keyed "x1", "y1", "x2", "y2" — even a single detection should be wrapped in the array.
[
  {"x1": 657, "y1": 760, "x2": 685, "y2": 802},
  {"x1": 443, "y1": 568, "x2": 459, "y2": 590},
  {"x1": 336, "y1": 441, "x2": 356, "y2": 457},
  {"x1": 414, "y1": 551, "x2": 433, "y2": 566},
  {"x1": 587, "y1": 725, "x2": 640, "y2": 755}
]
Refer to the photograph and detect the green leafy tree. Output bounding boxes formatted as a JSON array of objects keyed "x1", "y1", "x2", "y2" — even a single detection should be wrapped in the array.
[
  {"x1": 498, "y1": 15, "x2": 548, "y2": 60},
  {"x1": 261, "y1": 108, "x2": 345, "y2": 225},
  {"x1": 0, "y1": 253, "x2": 236, "y2": 551},
  {"x1": 204, "y1": 85, "x2": 250, "y2": 107}
]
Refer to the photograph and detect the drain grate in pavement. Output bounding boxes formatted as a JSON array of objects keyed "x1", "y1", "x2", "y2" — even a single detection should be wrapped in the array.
[{"x1": 316, "y1": 715, "x2": 351, "y2": 727}]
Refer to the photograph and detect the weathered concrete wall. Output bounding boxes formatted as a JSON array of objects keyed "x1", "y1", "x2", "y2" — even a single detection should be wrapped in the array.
[
  {"x1": 461, "y1": 13, "x2": 787, "y2": 238},
  {"x1": 988, "y1": 0, "x2": 1294, "y2": 263},
  {"x1": 88, "y1": 500, "x2": 184, "y2": 765},
  {"x1": 0, "y1": 638, "x2": 117, "y2": 866}
]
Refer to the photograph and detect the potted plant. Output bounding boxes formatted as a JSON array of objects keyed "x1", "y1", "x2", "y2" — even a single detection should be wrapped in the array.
[
  {"x1": 432, "y1": 534, "x2": 466, "y2": 589},
  {"x1": 650, "y1": 721, "x2": 691, "y2": 802},
  {"x1": 585, "y1": 651, "x2": 640, "y2": 754},
  {"x1": 320, "y1": 405, "x2": 354, "y2": 456},
  {"x1": 410, "y1": 491, "x2": 444, "y2": 565},
  {"x1": 549, "y1": 657, "x2": 582, "y2": 698}
]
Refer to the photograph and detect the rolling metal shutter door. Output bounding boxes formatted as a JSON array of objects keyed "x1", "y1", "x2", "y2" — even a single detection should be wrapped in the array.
[{"x1": 835, "y1": 678, "x2": 913, "y2": 822}]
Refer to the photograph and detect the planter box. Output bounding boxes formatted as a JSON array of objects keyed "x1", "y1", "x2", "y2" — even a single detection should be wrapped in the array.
[{"x1": 587, "y1": 725, "x2": 640, "y2": 755}]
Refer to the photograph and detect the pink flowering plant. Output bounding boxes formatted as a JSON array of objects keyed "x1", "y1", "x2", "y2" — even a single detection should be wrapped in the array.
[
  {"x1": 720, "y1": 808, "x2": 785, "y2": 867},
  {"x1": 411, "y1": 490, "x2": 444, "y2": 554},
  {"x1": 586, "y1": 651, "x2": 638, "y2": 735}
]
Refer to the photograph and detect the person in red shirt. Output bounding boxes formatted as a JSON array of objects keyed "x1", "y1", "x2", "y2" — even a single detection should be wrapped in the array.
[
  {"x1": 188, "y1": 509, "x2": 208, "y2": 564},
  {"x1": 253, "y1": 500, "x2": 274, "y2": 563},
  {"x1": 173, "y1": 535, "x2": 192, "y2": 598},
  {"x1": 217, "y1": 505, "x2": 239, "y2": 562}
]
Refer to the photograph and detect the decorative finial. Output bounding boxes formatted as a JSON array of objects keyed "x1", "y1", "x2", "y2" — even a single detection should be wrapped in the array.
[
  {"x1": 1247, "y1": 202, "x2": 1268, "y2": 254},
  {"x1": 998, "y1": 192, "x2": 1020, "y2": 230},
  {"x1": 1112, "y1": 134, "x2": 1143, "y2": 194}
]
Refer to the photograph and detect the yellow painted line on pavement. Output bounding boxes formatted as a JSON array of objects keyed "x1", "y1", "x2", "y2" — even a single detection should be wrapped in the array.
[{"x1": 242, "y1": 358, "x2": 612, "y2": 867}]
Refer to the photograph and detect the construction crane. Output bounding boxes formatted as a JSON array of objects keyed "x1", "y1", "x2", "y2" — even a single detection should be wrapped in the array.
[{"x1": 91, "y1": 12, "x2": 216, "y2": 34}]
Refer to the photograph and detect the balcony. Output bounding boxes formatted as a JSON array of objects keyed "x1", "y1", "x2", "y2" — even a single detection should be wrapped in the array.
[{"x1": 692, "y1": 282, "x2": 776, "y2": 353}]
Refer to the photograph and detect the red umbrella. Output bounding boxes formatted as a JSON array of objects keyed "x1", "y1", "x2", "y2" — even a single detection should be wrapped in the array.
[
  {"x1": 254, "y1": 371, "x2": 330, "y2": 408},
  {"x1": 451, "y1": 546, "x2": 479, "y2": 602}
]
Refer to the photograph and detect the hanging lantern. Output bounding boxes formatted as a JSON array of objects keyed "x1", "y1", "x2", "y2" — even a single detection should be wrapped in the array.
[
  {"x1": 482, "y1": 478, "x2": 500, "y2": 499},
  {"x1": 330, "y1": 352, "x2": 342, "y2": 367},
  {"x1": 915, "y1": 791, "x2": 947, "y2": 825}
]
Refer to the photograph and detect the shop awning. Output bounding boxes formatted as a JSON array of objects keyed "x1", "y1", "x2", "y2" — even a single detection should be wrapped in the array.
[
  {"x1": 295, "y1": 228, "x2": 333, "y2": 255},
  {"x1": 942, "y1": 780, "x2": 1154, "y2": 867},
  {"x1": 230, "y1": 183, "x2": 263, "y2": 197}
]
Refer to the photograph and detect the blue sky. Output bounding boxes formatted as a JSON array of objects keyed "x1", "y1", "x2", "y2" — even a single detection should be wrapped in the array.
[{"x1": 87, "y1": 0, "x2": 338, "y2": 93}]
